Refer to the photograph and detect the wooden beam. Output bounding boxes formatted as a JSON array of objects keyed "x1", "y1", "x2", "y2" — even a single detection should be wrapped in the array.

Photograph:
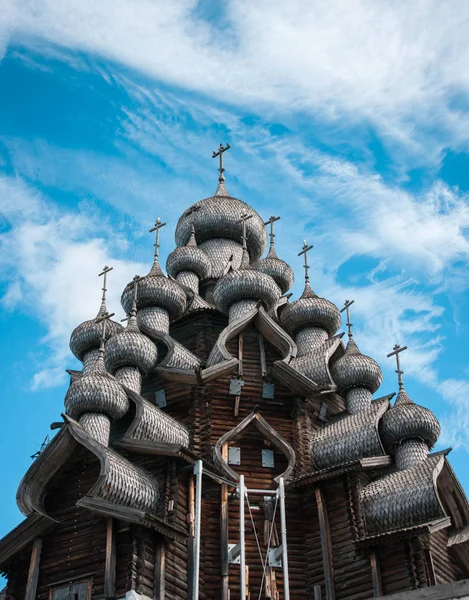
[
  {"x1": 188, "y1": 473, "x2": 195, "y2": 600},
  {"x1": 220, "y1": 443, "x2": 229, "y2": 600},
  {"x1": 370, "y1": 550, "x2": 382, "y2": 598},
  {"x1": 25, "y1": 537, "x2": 42, "y2": 600},
  {"x1": 154, "y1": 538, "x2": 166, "y2": 600},
  {"x1": 315, "y1": 487, "x2": 335, "y2": 600},
  {"x1": 104, "y1": 517, "x2": 116, "y2": 598}
]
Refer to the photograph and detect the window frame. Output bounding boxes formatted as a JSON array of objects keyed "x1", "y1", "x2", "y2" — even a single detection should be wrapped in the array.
[{"x1": 49, "y1": 578, "x2": 92, "y2": 600}]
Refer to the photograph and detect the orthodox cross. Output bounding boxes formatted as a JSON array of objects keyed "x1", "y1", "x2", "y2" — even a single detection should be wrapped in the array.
[
  {"x1": 264, "y1": 216, "x2": 280, "y2": 248},
  {"x1": 387, "y1": 344, "x2": 408, "y2": 390},
  {"x1": 212, "y1": 143, "x2": 231, "y2": 182},
  {"x1": 149, "y1": 218, "x2": 167, "y2": 260},
  {"x1": 340, "y1": 299, "x2": 355, "y2": 338},
  {"x1": 238, "y1": 212, "x2": 253, "y2": 247},
  {"x1": 298, "y1": 240, "x2": 314, "y2": 283},
  {"x1": 98, "y1": 265, "x2": 113, "y2": 312},
  {"x1": 95, "y1": 309, "x2": 116, "y2": 348},
  {"x1": 122, "y1": 275, "x2": 143, "y2": 322}
]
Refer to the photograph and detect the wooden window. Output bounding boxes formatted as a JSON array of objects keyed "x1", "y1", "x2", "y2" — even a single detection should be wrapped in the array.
[{"x1": 50, "y1": 580, "x2": 91, "y2": 600}]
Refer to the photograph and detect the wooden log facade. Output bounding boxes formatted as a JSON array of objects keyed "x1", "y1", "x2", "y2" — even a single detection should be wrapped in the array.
[{"x1": 1, "y1": 167, "x2": 469, "y2": 600}]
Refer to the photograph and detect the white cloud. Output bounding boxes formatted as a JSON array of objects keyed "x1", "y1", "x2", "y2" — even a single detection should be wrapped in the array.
[
  {"x1": 438, "y1": 379, "x2": 469, "y2": 449},
  {"x1": 0, "y1": 174, "x2": 146, "y2": 389},
  {"x1": 3, "y1": 0, "x2": 469, "y2": 158}
]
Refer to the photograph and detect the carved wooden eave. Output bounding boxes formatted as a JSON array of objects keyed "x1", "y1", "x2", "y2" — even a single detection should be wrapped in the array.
[
  {"x1": 17, "y1": 417, "x2": 160, "y2": 521},
  {"x1": 76, "y1": 497, "x2": 188, "y2": 543},
  {"x1": 287, "y1": 455, "x2": 393, "y2": 488},
  {"x1": 117, "y1": 387, "x2": 190, "y2": 454},
  {"x1": 356, "y1": 516, "x2": 452, "y2": 545},
  {"x1": 0, "y1": 513, "x2": 55, "y2": 569},
  {"x1": 214, "y1": 409, "x2": 296, "y2": 483}
]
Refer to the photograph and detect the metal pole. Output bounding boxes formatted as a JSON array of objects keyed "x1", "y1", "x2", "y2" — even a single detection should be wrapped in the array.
[
  {"x1": 279, "y1": 477, "x2": 290, "y2": 600},
  {"x1": 239, "y1": 475, "x2": 246, "y2": 600},
  {"x1": 193, "y1": 460, "x2": 203, "y2": 600}
]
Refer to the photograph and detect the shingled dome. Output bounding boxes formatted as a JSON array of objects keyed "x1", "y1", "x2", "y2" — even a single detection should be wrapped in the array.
[
  {"x1": 64, "y1": 354, "x2": 129, "y2": 421},
  {"x1": 213, "y1": 268, "x2": 281, "y2": 316},
  {"x1": 280, "y1": 282, "x2": 341, "y2": 337},
  {"x1": 379, "y1": 389, "x2": 440, "y2": 451},
  {"x1": 70, "y1": 312, "x2": 123, "y2": 361},
  {"x1": 166, "y1": 228, "x2": 212, "y2": 281},
  {"x1": 331, "y1": 338, "x2": 383, "y2": 394},
  {"x1": 174, "y1": 183, "x2": 267, "y2": 263},
  {"x1": 252, "y1": 246, "x2": 294, "y2": 295},
  {"x1": 121, "y1": 265, "x2": 187, "y2": 320},
  {"x1": 105, "y1": 316, "x2": 158, "y2": 376}
]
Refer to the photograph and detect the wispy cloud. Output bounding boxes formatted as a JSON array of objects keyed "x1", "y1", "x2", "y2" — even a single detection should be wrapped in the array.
[
  {"x1": 0, "y1": 174, "x2": 145, "y2": 389},
  {"x1": 3, "y1": 0, "x2": 469, "y2": 160}
]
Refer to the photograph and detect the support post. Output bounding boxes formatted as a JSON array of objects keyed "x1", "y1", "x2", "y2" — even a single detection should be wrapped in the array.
[
  {"x1": 279, "y1": 478, "x2": 290, "y2": 600},
  {"x1": 221, "y1": 444, "x2": 230, "y2": 600},
  {"x1": 240, "y1": 474, "x2": 246, "y2": 600},
  {"x1": 192, "y1": 460, "x2": 203, "y2": 600},
  {"x1": 315, "y1": 487, "x2": 335, "y2": 600},
  {"x1": 104, "y1": 518, "x2": 116, "y2": 597},
  {"x1": 25, "y1": 538, "x2": 42, "y2": 600}
]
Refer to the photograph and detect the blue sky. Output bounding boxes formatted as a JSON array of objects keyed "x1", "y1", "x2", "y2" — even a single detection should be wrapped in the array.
[{"x1": 1, "y1": 0, "x2": 469, "y2": 572}]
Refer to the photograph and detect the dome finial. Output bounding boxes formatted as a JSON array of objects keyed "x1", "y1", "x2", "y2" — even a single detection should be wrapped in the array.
[
  {"x1": 121, "y1": 275, "x2": 142, "y2": 331},
  {"x1": 212, "y1": 142, "x2": 231, "y2": 184},
  {"x1": 298, "y1": 240, "x2": 314, "y2": 284},
  {"x1": 264, "y1": 215, "x2": 280, "y2": 257},
  {"x1": 340, "y1": 299, "x2": 355, "y2": 338},
  {"x1": 238, "y1": 212, "x2": 253, "y2": 268},
  {"x1": 95, "y1": 309, "x2": 116, "y2": 366},
  {"x1": 387, "y1": 343, "x2": 408, "y2": 391},
  {"x1": 148, "y1": 217, "x2": 167, "y2": 274},
  {"x1": 97, "y1": 265, "x2": 113, "y2": 317}
]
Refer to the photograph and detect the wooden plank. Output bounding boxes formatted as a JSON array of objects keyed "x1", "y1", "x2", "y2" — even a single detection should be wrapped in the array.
[
  {"x1": 25, "y1": 537, "x2": 42, "y2": 600},
  {"x1": 370, "y1": 550, "x2": 382, "y2": 598},
  {"x1": 315, "y1": 487, "x2": 335, "y2": 600},
  {"x1": 258, "y1": 333, "x2": 267, "y2": 378},
  {"x1": 104, "y1": 518, "x2": 116, "y2": 597},
  {"x1": 154, "y1": 538, "x2": 166, "y2": 600}
]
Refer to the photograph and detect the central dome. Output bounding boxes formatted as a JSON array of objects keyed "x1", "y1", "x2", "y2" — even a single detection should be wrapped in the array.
[{"x1": 174, "y1": 183, "x2": 267, "y2": 263}]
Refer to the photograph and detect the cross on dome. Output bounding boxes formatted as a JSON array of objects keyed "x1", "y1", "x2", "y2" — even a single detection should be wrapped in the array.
[
  {"x1": 97, "y1": 265, "x2": 113, "y2": 315},
  {"x1": 387, "y1": 343, "x2": 408, "y2": 390},
  {"x1": 264, "y1": 215, "x2": 280, "y2": 249},
  {"x1": 121, "y1": 275, "x2": 143, "y2": 323},
  {"x1": 340, "y1": 299, "x2": 355, "y2": 338},
  {"x1": 238, "y1": 212, "x2": 253, "y2": 249},
  {"x1": 149, "y1": 217, "x2": 167, "y2": 262},
  {"x1": 212, "y1": 142, "x2": 231, "y2": 183},
  {"x1": 95, "y1": 310, "x2": 116, "y2": 352},
  {"x1": 298, "y1": 240, "x2": 314, "y2": 283}
]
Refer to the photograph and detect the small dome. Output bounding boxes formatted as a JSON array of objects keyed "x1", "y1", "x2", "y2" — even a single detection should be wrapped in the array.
[
  {"x1": 379, "y1": 389, "x2": 440, "y2": 451},
  {"x1": 331, "y1": 338, "x2": 383, "y2": 394},
  {"x1": 166, "y1": 228, "x2": 212, "y2": 281},
  {"x1": 280, "y1": 283, "x2": 341, "y2": 337},
  {"x1": 213, "y1": 268, "x2": 281, "y2": 315},
  {"x1": 121, "y1": 262, "x2": 187, "y2": 320},
  {"x1": 105, "y1": 316, "x2": 158, "y2": 375},
  {"x1": 64, "y1": 355, "x2": 129, "y2": 421},
  {"x1": 252, "y1": 246, "x2": 294, "y2": 294},
  {"x1": 175, "y1": 183, "x2": 267, "y2": 262},
  {"x1": 70, "y1": 309, "x2": 123, "y2": 361}
]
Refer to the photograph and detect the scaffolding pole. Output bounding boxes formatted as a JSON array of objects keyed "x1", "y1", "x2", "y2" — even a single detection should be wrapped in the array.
[
  {"x1": 192, "y1": 460, "x2": 203, "y2": 600},
  {"x1": 239, "y1": 474, "x2": 246, "y2": 600},
  {"x1": 279, "y1": 477, "x2": 290, "y2": 600}
]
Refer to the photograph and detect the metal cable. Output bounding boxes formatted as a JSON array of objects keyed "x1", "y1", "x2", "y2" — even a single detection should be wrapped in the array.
[{"x1": 257, "y1": 492, "x2": 279, "y2": 600}]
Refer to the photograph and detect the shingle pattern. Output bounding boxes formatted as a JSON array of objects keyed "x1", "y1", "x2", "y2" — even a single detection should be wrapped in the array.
[
  {"x1": 361, "y1": 454, "x2": 446, "y2": 534},
  {"x1": 311, "y1": 399, "x2": 389, "y2": 470},
  {"x1": 281, "y1": 282, "x2": 341, "y2": 337},
  {"x1": 213, "y1": 269, "x2": 280, "y2": 316}
]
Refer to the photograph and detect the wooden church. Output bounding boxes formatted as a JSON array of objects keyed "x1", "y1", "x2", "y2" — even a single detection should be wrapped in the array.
[{"x1": 1, "y1": 144, "x2": 469, "y2": 600}]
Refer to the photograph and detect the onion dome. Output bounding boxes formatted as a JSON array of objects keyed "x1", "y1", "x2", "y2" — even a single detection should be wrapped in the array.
[
  {"x1": 105, "y1": 311, "x2": 157, "y2": 376},
  {"x1": 379, "y1": 388, "x2": 440, "y2": 451},
  {"x1": 213, "y1": 268, "x2": 281, "y2": 315},
  {"x1": 252, "y1": 245, "x2": 294, "y2": 295},
  {"x1": 64, "y1": 350, "x2": 129, "y2": 421},
  {"x1": 331, "y1": 337, "x2": 382, "y2": 394},
  {"x1": 280, "y1": 282, "x2": 341, "y2": 337},
  {"x1": 70, "y1": 267, "x2": 123, "y2": 361},
  {"x1": 121, "y1": 219, "x2": 187, "y2": 319},
  {"x1": 174, "y1": 182, "x2": 267, "y2": 263},
  {"x1": 166, "y1": 226, "x2": 211, "y2": 281}
]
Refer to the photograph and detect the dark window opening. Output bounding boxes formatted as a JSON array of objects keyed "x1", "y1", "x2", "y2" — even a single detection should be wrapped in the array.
[{"x1": 50, "y1": 580, "x2": 91, "y2": 600}]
